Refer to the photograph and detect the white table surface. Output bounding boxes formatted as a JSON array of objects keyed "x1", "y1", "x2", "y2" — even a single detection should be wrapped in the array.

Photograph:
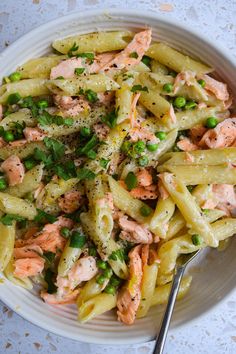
[{"x1": 0, "y1": 0, "x2": 236, "y2": 353}]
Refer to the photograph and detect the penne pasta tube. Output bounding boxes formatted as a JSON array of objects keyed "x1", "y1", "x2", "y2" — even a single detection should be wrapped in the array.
[
  {"x1": 77, "y1": 276, "x2": 109, "y2": 307},
  {"x1": 78, "y1": 293, "x2": 117, "y2": 323},
  {"x1": 6, "y1": 164, "x2": 44, "y2": 198},
  {"x1": 57, "y1": 239, "x2": 83, "y2": 277},
  {"x1": 139, "y1": 88, "x2": 171, "y2": 119},
  {"x1": 160, "y1": 173, "x2": 217, "y2": 247},
  {"x1": 151, "y1": 275, "x2": 192, "y2": 306},
  {"x1": 0, "y1": 109, "x2": 36, "y2": 130},
  {"x1": 0, "y1": 141, "x2": 47, "y2": 160},
  {"x1": 53, "y1": 31, "x2": 133, "y2": 54},
  {"x1": 46, "y1": 74, "x2": 119, "y2": 96},
  {"x1": 0, "y1": 79, "x2": 50, "y2": 104},
  {"x1": 0, "y1": 222, "x2": 15, "y2": 271},
  {"x1": 149, "y1": 197, "x2": 175, "y2": 238},
  {"x1": 17, "y1": 55, "x2": 66, "y2": 79},
  {"x1": 0, "y1": 192, "x2": 36, "y2": 220},
  {"x1": 165, "y1": 165, "x2": 236, "y2": 185},
  {"x1": 146, "y1": 43, "x2": 213, "y2": 74}
]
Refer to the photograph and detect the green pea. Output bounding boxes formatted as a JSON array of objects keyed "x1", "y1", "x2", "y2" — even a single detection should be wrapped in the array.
[
  {"x1": 140, "y1": 205, "x2": 152, "y2": 217},
  {"x1": 146, "y1": 142, "x2": 159, "y2": 152},
  {"x1": 173, "y1": 96, "x2": 186, "y2": 109},
  {"x1": 96, "y1": 274, "x2": 106, "y2": 285},
  {"x1": 9, "y1": 72, "x2": 21, "y2": 82},
  {"x1": 0, "y1": 178, "x2": 7, "y2": 190},
  {"x1": 7, "y1": 92, "x2": 21, "y2": 105},
  {"x1": 103, "y1": 268, "x2": 113, "y2": 278},
  {"x1": 60, "y1": 227, "x2": 70, "y2": 239},
  {"x1": 80, "y1": 127, "x2": 91, "y2": 137},
  {"x1": 97, "y1": 259, "x2": 108, "y2": 270},
  {"x1": 3, "y1": 131, "x2": 15, "y2": 142},
  {"x1": 86, "y1": 150, "x2": 97, "y2": 159},
  {"x1": 191, "y1": 234, "x2": 202, "y2": 246},
  {"x1": 125, "y1": 172, "x2": 138, "y2": 191},
  {"x1": 109, "y1": 276, "x2": 121, "y2": 287},
  {"x1": 205, "y1": 117, "x2": 218, "y2": 129},
  {"x1": 37, "y1": 100, "x2": 49, "y2": 109},
  {"x1": 104, "y1": 284, "x2": 116, "y2": 295},
  {"x1": 24, "y1": 158, "x2": 37, "y2": 170},
  {"x1": 138, "y1": 156, "x2": 149, "y2": 167},
  {"x1": 163, "y1": 83, "x2": 173, "y2": 93},
  {"x1": 155, "y1": 131, "x2": 166, "y2": 141},
  {"x1": 89, "y1": 246, "x2": 97, "y2": 257},
  {"x1": 197, "y1": 79, "x2": 206, "y2": 88},
  {"x1": 185, "y1": 100, "x2": 197, "y2": 110},
  {"x1": 133, "y1": 141, "x2": 146, "y2": 154}
]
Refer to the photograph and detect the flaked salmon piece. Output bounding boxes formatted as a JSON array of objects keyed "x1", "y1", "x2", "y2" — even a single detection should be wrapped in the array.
[
  {"x1": 129, "y1": 126, "x2": 158, "y2": 143},
  {"x1": 97, "y1": 91, "x2": 115, "y2": 106},
  {"x1": 34, "y1": 182, "x2": 44, "y2": 199},
  {"x1": 117, "y1": 245, "x2": 143, "y2": 325},
  {"x1": 24, "y1": 127, "x2": 46, "y2": 141},
  {"x1": 200, "y1": 74, "x2": 229, "y2": 101},
  {"x1": 0, "y1": 104, "x2": 3, "y2": 120},
  {"x1": 198, "y1": 102, "x2": 207, "y2": 110},
  {"x1": 13, "y1": 245, "x2": 43, "y2": 259},
  {"x1": 169, "y1": 104, "x2": 177, "y2": 124},
  {"x1": 148, "y1": 248, "x2": 160, "y2": 265},
  {"x1": 158, "y1": 179, "x2": 169, "y2": 200},
  {"x1": 223, "y1": 96, "x2": 233, "y2": 110},
  {"x1": 89, "y1": 52, "x2": 117, "y2": 73},
  {"x1": 14, "y1": 257, "x2": 45, "y2": 278},
  {"x1": 50, "y1": 57, "x2": 84, "y2": 79},
  {"x1": 141, "y1": 244, "x2": 149, "y2": 267},
  {"x1": 119, "y1": 215, "x2": 153, "y2": 244},
  {"x1": 8, "y1": 139, "x2": 27, "y2": 147},
  {"x1": 58, "y1": 191, "x2": 82, "y2": 214},
  {"x1": 102, "y1": 29, "x2": 152, "y2": 72},
  {"x1": 0, "y1": 137, "x2": 6, "y2": 148},
  {"x1": 136, "y1": 169, "x2": 153, "y2": 187},
  {"x1": 173, "y1": 70, "x2": 196, "y2": 94},
  {"x1": 16, "y1": 217, "x2": 73, "y2": 252},
  {"x1": 23, "y1": 226, "x2": 39, "y2": 240},
  {"x1": 212, "y1": 184, "x2": 236, "y2": 216},
  {"x1": 177, "y1": 138, "x2": 199, "y2": 151},
  {"x1": 67, "y1": 256, "x2": 98, "y2": 289},
  {"x1": 93, "y1": 122, "x2": 110, "y2": 140},
  {"x1": 41, "y1": 289, "x2": 79, "y2": 305},
  {"x1": 53, "y1": 95, "x2": 90, "y2": 117},
  {"x1": 1, "y1": 155, "x2": 25, "y2": 186},
  {"x1": 189, "y1": 125, "x2": 207, "y2": 143},
  {"x1": 199, "y1": 118, "x2": 236, "y2": 148},
  {"x1": 130, "y1": 93, "x2": 141, "y2": 128},
  {"x1": 119, "y1": 180, "x2": 158, "y2": 200}
]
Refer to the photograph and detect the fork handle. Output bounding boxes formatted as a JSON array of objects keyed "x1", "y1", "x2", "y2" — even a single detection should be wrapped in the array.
[{"x1": 152, "y1": 266, "x2": 185, "y2": 354}]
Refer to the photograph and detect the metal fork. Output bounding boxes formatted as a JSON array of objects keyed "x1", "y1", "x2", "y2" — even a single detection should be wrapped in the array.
[{"x1": 152, "y1": 250, "x2": 201, "y2": 354}]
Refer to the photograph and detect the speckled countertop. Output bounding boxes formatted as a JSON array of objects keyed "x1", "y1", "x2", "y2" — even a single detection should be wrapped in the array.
[{"x1": 0, "y1": 1, "x2": 236, "y2": 353}]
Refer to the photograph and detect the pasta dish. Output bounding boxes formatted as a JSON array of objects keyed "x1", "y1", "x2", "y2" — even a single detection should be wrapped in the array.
[{"x1": 0, "y1": 29, "x2": 235, "y2": 325}]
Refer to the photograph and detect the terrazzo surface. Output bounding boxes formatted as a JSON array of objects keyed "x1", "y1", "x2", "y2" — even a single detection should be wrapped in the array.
[{"x1": 0, "y1": 0, "x2": 236, "y2": 353}]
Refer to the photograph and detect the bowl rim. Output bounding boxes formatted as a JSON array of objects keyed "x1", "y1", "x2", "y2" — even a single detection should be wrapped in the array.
[{"x1": 0, "y1": 7, "x2": 235, "y2": 345}]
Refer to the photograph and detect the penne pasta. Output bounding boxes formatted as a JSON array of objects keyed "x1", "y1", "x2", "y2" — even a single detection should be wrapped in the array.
[
  {"x1": 0, "y1": 192, "x2": 37, "y2": 220},
  {"x1": 149, "y1": 197, "x2": 175, "y2": 238},
  {"x1": 0, "y1": 222, "x2": 15, "y2": 271}
]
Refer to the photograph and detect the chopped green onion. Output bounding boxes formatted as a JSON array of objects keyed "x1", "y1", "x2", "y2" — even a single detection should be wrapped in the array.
[
  {"x1": 43, "y1": 251, "x2": 55, "y2": 264},
  {"x1": 191, "y1": 234, "x2": 203, "y2": 246},
  {"x1": 86, "y1": 149, "x2": 97, "y2": 159},
  {"x1": 205, "y1": 117, "x2": 218, "y2": 129},
  {"x1": 76, "y1": 134, "x2": 98, "y2": 156},
  {"x1": 100, "y1": 158, "x2": 110, "y2": 169},
  {"x1": 198, "y1": 79, "x2": 206, "y2": 88},
  {"x1": 80, "y1": 127, "x2": 91, "y2": 137},
  {"x1": 109, "y1": 249, "x2": 125, "y2": 261},
  {"x1": 77, "y1": 168, "x2": 96, "y2": 180},
  {"x1": 101, "y1": 109, "x2": 118, "y2": 129},
  {"x1": 75, "y1": 67, "x2": 85, "y2": 75},
  {"x1": 60, "y1": 227, "x2": 71, "y2": 239},
  {"x1": 97, "y1": 259, "x2": 108, "y2": 270},
  {"x1": 0, "y1": 178, "x2": 7, "y2": 190},
  {"x1": 69, "y1": 231, "x2": 86, "y2": 248},
  {"x1": 131, "y1": 85, "x2": 148, "y2": 93},
  {"x1": 9, "y1": 72, "x2": 21, "y2": 82},
  {"x1": 43, "y1": 137, "x2": 65, "y2": 161},
  {"x1": 34, "y1": 208, "x2": 57, "y2": 224},
  {"x1": 125, "y1": 172, "x2": 138, "y2": 191},
  {"x1": 146, "y1": 142, "x2": 159, "y2": 152},
  {"x1": 64, "y1": 118, "x2": 74, "y2": 126},
  {"x1": 104, "y1": 284, "x2": 116, "y2": 295},
  {"x1": 163, "y1": 83, "x2": 173, "y2": 93},
  {"x1": 155, "y1": 131, "x2": 166, "y2": 140},
  {"x1": 0, "y1": 214, "x2": 26, "y2": 226},
  {"x1": 76, "y1": 52, "x2": 95, "y2": 63},
  {"x1": 129, "y1": 51, "x2": 138, "y2": 59},
  {"x1": 44, "y1": 269, "x2": 57, "y2": 294},
  {"x1": 37, "y1": 100, "x2": 49, "y2": 109},
  {"x1": 140, "y1": 205, "x2": 152, "y2": 217},
  {"x1": 121, "y1": 141, "x2": 132, "y2": 154},
  {"x1": 138, "y1": 155, "x2": 149, "y2": 167},
  {"x1": 88, "y1": 246, "x2": 97, "y2": 257},
  {"x1": 202, "y1": 209, "x2": 210, "y2": 215},
  {"x1": 3, "y1": 131, "x2": 15, "y2": 142},
  {"x1": 84, "y1": 89, "x2": 98, "y2": 103},
  {"x1": 109, "y1": 275, "x2": 121, "y2": 287},
  {"x1": 173, "y1": 96, "x2": 186, "y2": 109},
  {"x1": 7, "y1": 92, "x2": 21, "y2": 105},
  {"x1": 67, "y1": 42, "x2": 79, "y2": 57}
]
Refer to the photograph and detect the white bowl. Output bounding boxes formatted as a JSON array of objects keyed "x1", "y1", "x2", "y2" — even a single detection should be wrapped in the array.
[{"x1": 0, "y1": 9, "x2": 235, "y2": 345}]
